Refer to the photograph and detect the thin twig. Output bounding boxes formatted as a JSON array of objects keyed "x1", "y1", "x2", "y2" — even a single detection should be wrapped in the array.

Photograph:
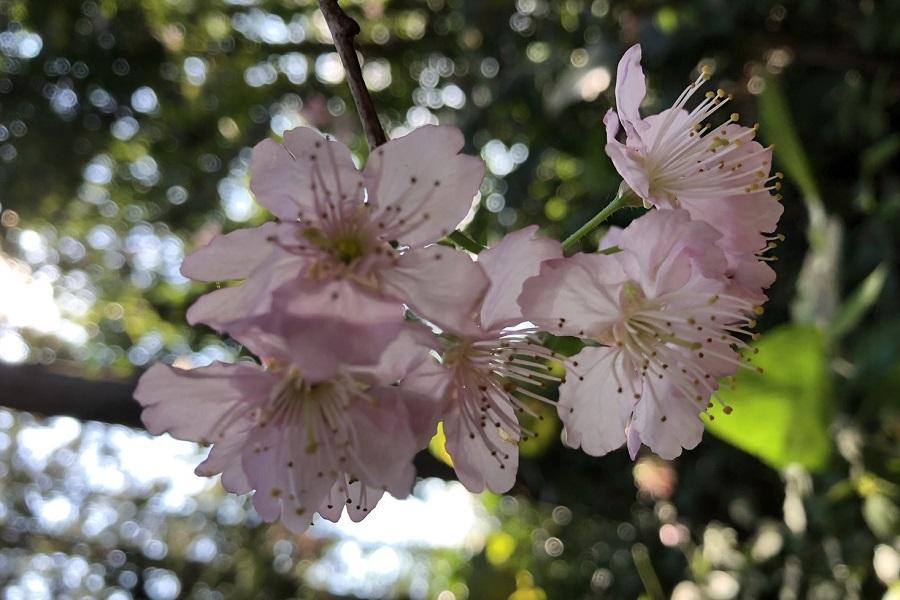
[
  {"x1": 318, "y1": 0, "x2": 387, "y2": 150},
  {"x1": 318, "y1": 0, "x2": 484, "y2": 253}
]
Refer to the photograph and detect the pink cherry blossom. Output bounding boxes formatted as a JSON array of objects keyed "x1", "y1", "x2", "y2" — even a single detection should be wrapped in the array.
[
  {"x1": 403, "y1": 226, "x2": 563, "y2": 493},
  {"x1": 181, "y1": 125, "x2": 489, "y2": 377},
  {"x1": 519, "y1": 209, "x2": 760, "y2": 460},
  {"x1": 604, "y1": 44, "x2": 783, "y2": 301},
  {"x1": 134, "y1": 325, "x2": 433, "y2": 532}
]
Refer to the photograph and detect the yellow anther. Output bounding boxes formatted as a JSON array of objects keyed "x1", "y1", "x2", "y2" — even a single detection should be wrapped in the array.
[
  {"x1": 716, "y1": 88, "x2": 727, "y2": 98},
  {"x1": 705, "y1": 91, "x2": 715, "y2": 99},
  {"x1": 701, "y1": 64, "x2": 713, "y2": 77},
  {"x1": 730, "y1": 112, "x2": 740, "y2": 121}
]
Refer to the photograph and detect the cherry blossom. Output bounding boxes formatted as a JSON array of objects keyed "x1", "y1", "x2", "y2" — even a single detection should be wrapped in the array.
[
  {"x1": 181, "y1": 125, "x2": 488, "y2": 377},
  {"x1": 403, "y1": 226, "x2": 563, "y2": 493},
  {"x1": 134, "y1": 325, "x2": 433, "y2": 532},
  {"x1": 604, "y1": 44, "x2": 783, "y2": 301},
  {"x1": 519, "y1": 209, "x2": 760, "y2": 460}
]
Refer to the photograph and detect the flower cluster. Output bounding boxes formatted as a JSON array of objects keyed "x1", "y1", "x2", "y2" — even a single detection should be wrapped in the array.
[{"x1": 135, "y1": 44, "x2": 782, "y2": 532}]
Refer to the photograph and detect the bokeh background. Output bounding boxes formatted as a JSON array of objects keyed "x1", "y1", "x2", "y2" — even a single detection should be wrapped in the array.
[{"x1": 1, "y1": 0, "x2": 899, "y2": 598}]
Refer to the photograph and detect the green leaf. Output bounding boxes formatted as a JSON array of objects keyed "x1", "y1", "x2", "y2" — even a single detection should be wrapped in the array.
[
  {"x1": 831, "y1": 263, "x2": 889, "y2": 340},
  {"x1": 706, "y1": 325, "x2": 832, "y2": 472},
  {"x1": 759, "y1": 76, "x2": 821, "y2": 204}
]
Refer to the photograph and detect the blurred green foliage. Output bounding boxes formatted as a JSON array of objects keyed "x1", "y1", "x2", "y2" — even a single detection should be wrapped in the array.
[
  {"x1": 707, "y1": 325, "x2": 831, "y2": 472},
  {"x1": 1, "y1": 0, "x2": 899, "y2": 598}
]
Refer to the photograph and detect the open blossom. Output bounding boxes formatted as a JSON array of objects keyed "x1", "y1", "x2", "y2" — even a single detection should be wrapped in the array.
[
  {"x1": 134, "y1": 324, "x2": 433, "y2": 532},
  {"x1": 403, "y1": 226, "x2": 563, "y2": 493},
  {"x1": 181, "y1": 125, "x2": 488, "y2": 378},
  {"x1": 519, "y1": 209, "x2": 760, "y2": 460},
  {"x1": 604, "y1": 44, "x2": 783, "y2": 301}
]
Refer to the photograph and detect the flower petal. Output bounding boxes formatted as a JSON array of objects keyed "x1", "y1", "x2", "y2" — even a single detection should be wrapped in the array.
[
  {"x1": 617, "y1": 209, "x2": 727, "y2": 297},
  {"x1": 134, "y1": 361, "x2": 272, "y2": 442},
  {"x1": 351, "y1": 323, "x2": 437, "y2": 386},
  {"x1": 241, "y1": 418, "x2": 335, "y2": 530},
  {"x1": 558, "y1": 347, "x2": 631, "y2": 456},
  {"x1": 380, "y1": 245, "x2": 489, "y2": 334},
  {"x1": 318, "y1": 480, "x2": 387, "y2": 523},
  {"x1": 631, "y1": 378, "x2": 705, "y2": 460},
  {"x1": 477, "y1": 225, "x2": 562, "y2": 331},
  {"x1": 184, "y1": 251, "x2": 303, "y2": 330},
  {"x1": 604, "y1": 109, "x2": 651, "y2": 199},
  {"x1": 364, "y1": 125, "x2": 485, "y2": 248},
  {"x1": 181, "y1": 222, "x2": 279, "y2": 282},
  {"x1": 681, "y1": 192, "x2": 783, "y2": 255},
  {"x1": 518, "y1": 253, "x2": 627, "y2": 338},
  {"x1": 724, "y1": 254, "x2": 775, "y2": 304},
  {"x1": 399, "y1": 356, "x2": 453, "y2": 448},
  {"x1": 196, "y1": 430, "x2": 253, "y2": 494},
  {"x1": 615, "y1": 44, "x2": 648, "y2": 140},
  {"x1": 443, "y1": 393, "x2": 519, "y2": 494},
  {"x1": 345, "y1": 387, "x2": 419, "y2": 497},
  {"x1": 250, "y1": 127, "x2": 363, "y2": 221},
  {"x1": 249, "y1": 278, "x2": 407, "y2": 380}
]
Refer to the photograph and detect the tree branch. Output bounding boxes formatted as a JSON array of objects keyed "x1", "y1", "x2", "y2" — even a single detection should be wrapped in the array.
[{"x1": 318, "y1": 0, "x2": 387, "y2": 149}]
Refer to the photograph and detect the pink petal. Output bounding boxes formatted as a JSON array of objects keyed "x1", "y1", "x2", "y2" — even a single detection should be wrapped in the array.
[
  {"x1": 399, "y1": 356, "x2": 453, "y2": 448},
  {"x1": 184, "y1": 250, "x2": 303, "y2": 329},
  {"x1": 604, "y1": 109, "x2": 651, "y2": 199},
  {"x1": 241, "y1": 417, "x2": 335, "y2": 529},
  {"x1": 443, "y1": 394, "x2": 519, "y2": 494},
  {"x1": 681, "y1": 193, "x2": 784, "y2": 255},
  {"x1": 724, "y1": 254, "x2": 775, "y2": 304},
  {"x1": 363, "y1": 125, "x2": 485, "y2": 248},
  {"x1": 597, "y1": 225, "x2": 624, "y2": 250},
  {"x1": 558, "y1": 347, "x2": 631, "y2": 456},
  {"x1": 631, "y1": 378, "x2": 705, "y2": 460},
  {"x1": 626, "y1": 425, "x2": 643, "y2": 460},
  {"x1": 250, "y1": 127, "x2": 363, "y2": 221},
  {"x1": 614, "y1": 44, "x2": 648, "y2": 140},
  {"x1": 351, "y1": 323, "x2": 437, "y2": 386},
  {"x1": 617, "y1": 209, "x2": 728, "y2": 297},
  {"x1": 181, "y1": 222, "x2": 278, "y2": 282},
  {"x1": 196, "y1": 430, "x2": 253, "y2": 494},
  {"x1": 249, "y1": 278, "x2": 407, "y2": 380},
  {"x1": 318, "y1": 480, "x2": 387, "y2": 523},
  {"x1": 344, "y1": 387, "x2": 419, "y2": 496},
  {"x1": 477, "y1": 225, "x2": 562, "y2": 331},
  {"x1": 380, "y1": 245, "x2": 489, "y2": 335},
  {"x1": 134, "y1": 361, "x2": 272, "y2": 441},
  {"x1": 518, "y1": 253, "x2": 627, "y2": 338}
]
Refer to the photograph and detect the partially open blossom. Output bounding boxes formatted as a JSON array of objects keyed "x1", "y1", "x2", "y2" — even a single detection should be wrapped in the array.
[
  {"x1": 181, "y1": 125, "x2": 488, "y2": 377},
  {"x1": 520, "y1": 209, "x2": 760, "y2": 460},
  {"x1": 403, "y1": 226, "x2": 563, "y2": 493},
  {"x1": 604, "y1": 44, "x2": 783, "y2": 302},
  {"x1": 134, "y1": 325, "x2": 433, "y2": 532}
]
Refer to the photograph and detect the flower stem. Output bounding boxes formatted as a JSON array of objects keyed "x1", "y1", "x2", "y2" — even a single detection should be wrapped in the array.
[
  {"x1": 446, "y1": 230, "x2": 486, "y2": 254},
  {"x1": 561, "y1": 191, "x2": 629, "y2": 252}
]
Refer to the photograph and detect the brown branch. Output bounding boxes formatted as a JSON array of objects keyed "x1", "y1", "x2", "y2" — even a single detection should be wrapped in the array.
[{"x1": 318, "y1": 0, "x2": 387, "y2": 149}]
